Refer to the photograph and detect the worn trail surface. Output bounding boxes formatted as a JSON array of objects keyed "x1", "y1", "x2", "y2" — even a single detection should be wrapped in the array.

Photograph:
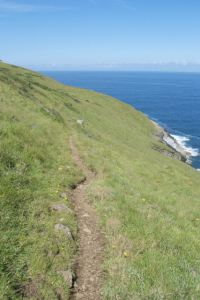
[{"x1": 69, "y1": 137, "x2": 103, "y2": 300}]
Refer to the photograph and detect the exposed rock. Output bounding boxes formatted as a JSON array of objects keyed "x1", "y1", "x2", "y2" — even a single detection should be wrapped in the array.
[
  {"x1": 58, "y1": 270, "x2": 76, "y2": 288},
  {"x1": 162, "y1": 131, "x2": 188, "y2": 162},
  {"x1": 60, "y1": 192, "x2": 68, "y2": 199},
  {"x1": 152, "y1": 120, "x2": 188, "y2": 163},
  {"x1": 50, "y1": 204, "x2": 72, "y2": 213},
  {"x1": 55, "y1": 224, "x2": 73, "y2": 240},
  {"x1": 83, "y1": 213, "x2": 89, "y2": 218},
  {"x1": 83, "y1": 226, "x2": 91, "y2": 234},
  {"x1": 77, "y1": 119, "x2": 84, "y2": 125}
]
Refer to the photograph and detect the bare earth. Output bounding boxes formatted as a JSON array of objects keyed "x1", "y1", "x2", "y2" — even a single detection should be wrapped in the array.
[{"x1": 69, "y1": 137, "x2": 104, "y2": 300}]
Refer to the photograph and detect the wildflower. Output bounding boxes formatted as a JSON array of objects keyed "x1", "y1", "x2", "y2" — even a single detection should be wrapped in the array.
[{"x1": 123, "y1": 251, "x2": 129, "y2": 257}]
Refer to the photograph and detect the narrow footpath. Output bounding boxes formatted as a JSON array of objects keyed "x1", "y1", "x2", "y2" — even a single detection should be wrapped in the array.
[{"x1": 69, "y1": 137, "x2": 104, "y2": 300}]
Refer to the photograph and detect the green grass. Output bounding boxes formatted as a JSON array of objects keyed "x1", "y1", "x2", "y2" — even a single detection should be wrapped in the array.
[
  {"x1": 0, "y1": 63, "x2": 83, "y2": 299},
  {"x1": 1, "y1": 62, "x2": 200, "y2": 299}
]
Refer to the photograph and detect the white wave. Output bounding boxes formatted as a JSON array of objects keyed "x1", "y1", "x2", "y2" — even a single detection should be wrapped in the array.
[{"x1": 171, "y1": 134, "x2": 199, "y2": 157}]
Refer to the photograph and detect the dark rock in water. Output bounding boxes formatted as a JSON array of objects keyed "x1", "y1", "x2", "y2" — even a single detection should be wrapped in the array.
[
  {"x1": 50, "y1": 204, "x2": 72, "y2": 213},
  {"x1": 55, "y1": 223, "x2": 73, "y2": 239},
  {"x1": 58, "y1": 270, "x2": 76, "y2": 288}
]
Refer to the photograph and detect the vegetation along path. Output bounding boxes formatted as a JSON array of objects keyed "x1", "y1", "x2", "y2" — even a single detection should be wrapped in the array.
[{"x1": 69, "y1": 137, "x2": 104, "y2": 300}]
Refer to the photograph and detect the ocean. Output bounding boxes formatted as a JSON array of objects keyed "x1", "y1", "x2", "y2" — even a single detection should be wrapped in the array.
[{"x1": 42, "y1": 71, "x2": 200, "y2": 169}]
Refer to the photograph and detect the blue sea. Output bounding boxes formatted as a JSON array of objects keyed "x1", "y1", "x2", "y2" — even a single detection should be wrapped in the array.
[{"x1": 42, "y1": 71, "x2": 200, "y2": 169}]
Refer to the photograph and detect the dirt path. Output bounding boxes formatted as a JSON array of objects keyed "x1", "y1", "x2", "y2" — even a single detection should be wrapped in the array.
[{"x1": 69, "y1": 137, "x2": 104, "y2": 300}]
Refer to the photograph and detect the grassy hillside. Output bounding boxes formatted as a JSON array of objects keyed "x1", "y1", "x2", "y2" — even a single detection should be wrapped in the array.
[{"x1": 1, "y1": 62, "x2": 200, "y2": 299}]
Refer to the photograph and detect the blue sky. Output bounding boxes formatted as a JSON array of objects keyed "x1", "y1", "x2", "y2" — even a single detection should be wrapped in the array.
[{"x1": 1, "y1": 0, "x2": 200, "y2": 70}]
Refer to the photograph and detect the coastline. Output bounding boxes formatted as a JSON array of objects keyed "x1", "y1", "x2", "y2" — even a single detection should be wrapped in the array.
[{"x1": 152, "y1": 120, "x2": 189, "y2": 163}]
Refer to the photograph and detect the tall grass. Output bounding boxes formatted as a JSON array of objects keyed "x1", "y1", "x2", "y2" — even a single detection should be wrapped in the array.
[
  {"x1": 67, "y1": 85, "x2": 200, "y2": 299},
  {"x1": 0, "y1": 63, "x2": 82, "y2": 299}
]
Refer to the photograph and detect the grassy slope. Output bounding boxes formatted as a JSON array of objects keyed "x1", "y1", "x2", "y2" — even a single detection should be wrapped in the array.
[{"x1": 1, "y1": 62, "x2": 200, "y2": 299}]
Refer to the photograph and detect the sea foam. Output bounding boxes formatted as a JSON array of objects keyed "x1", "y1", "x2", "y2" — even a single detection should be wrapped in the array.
[{"x1": 171, "y1": 134, "x2": 199, "y2": 157}]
